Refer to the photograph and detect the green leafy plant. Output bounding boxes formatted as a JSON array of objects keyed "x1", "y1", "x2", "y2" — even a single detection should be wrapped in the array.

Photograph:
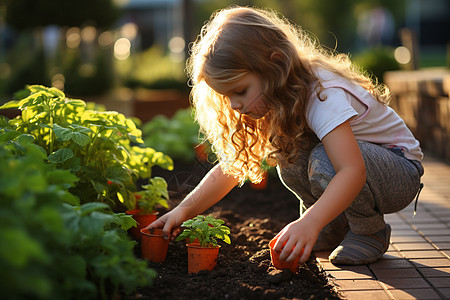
[
  {"x1": 0, "y1": 85, "x2": 173, "y2": 211},
  {"x1": 134, "y1": 177, "x2": 169, "y2": 214},
  {"x1": 141, "y1": 108, "x2": 211, "y2": 162},
  {"x1": 176, "y1": 215, "x2": 231, "y2": 247},
  {"x1": 0, "y1": 136, "x2": 155, "y2": 299}
]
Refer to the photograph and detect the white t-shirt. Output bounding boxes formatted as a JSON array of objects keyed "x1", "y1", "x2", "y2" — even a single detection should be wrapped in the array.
[{"x1": 306, "y1": 69, "x2": 423, "y2": 162}]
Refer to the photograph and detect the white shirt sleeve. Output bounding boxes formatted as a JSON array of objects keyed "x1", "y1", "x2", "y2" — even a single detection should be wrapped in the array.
[{"x1": 306, "y1": 88, "x2": 358, "y2": 140}]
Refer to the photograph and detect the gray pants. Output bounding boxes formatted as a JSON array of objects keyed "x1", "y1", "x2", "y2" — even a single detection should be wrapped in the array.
[{"x1": 276, "y1": 141, "x2": 424, "y2": 235}]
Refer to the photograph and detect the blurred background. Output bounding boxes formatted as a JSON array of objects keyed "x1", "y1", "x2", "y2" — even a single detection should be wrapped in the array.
[
  {"x1": 0, "y1": 0, "x2": 449, "y2": 161},
  {"x1": 0, "y1": 0, "x2": 449, "y2": 170},
  {"x1": 0, "y1": 0, "x2": 448, "y2": 101}
]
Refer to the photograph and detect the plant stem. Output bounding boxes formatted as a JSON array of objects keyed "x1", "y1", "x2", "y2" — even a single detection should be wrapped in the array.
[
  {"x1": 100, "y1": 278, "x2": 107, "y2": 300},
  {"x1": 47, "y1": 97, "x2": 55, "y2": 154}
]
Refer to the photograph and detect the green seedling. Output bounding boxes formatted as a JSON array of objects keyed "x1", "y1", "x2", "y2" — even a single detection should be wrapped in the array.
[{"x1": 176, "y1": 215, "x2": 231, "y2": 247}]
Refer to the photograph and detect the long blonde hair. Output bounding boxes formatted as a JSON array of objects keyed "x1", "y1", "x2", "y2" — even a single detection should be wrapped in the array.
[{"x1": 187, "y1": 6, "x2": 390, "y2": 184}]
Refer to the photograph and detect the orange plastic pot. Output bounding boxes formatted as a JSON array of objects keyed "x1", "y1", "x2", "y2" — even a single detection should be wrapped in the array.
[
  {"x1": 141, "y1": 228, "x2": 169, "y2": 262},
  {"x1": 186, "y1": 242, "x2": 220, "y2": 274},
  {"x1": 250, "y1": 172, "x2": 268, "y2": 190},
  {"x1": 194, "y1": 143, "x2": 208, "y2": 161},
  {"x1": 269, "y1": 238, "x2": 300, "y2": 273},
  {"x1": 126, "y1": 209, "x2": 158, "y2": 240}
]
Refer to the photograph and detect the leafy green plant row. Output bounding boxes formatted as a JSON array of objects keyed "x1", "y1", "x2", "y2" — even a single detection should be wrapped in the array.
[
  {"x1": 0, "y1": 137, "x2": 155, "y2": 299},
  {"x1": 1, "y1": 85, "x2": 173, "y2": 212},
  {"x1": 0, "y1": 85, "x2": 178, "y2": 298}
]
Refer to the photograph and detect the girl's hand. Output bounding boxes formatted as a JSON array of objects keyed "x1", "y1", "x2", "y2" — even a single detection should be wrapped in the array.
[
  {"x1": 273, "y1": 217, "x2": 321, "y2": 264},
  {"x1": 146, "y1": 207, "x2": 188, "y2": 240}
]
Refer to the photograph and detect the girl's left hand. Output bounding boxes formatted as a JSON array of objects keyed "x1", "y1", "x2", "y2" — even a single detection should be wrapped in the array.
[{"x1": 273, "y1": 218, "x2": 321, "y2": 264}]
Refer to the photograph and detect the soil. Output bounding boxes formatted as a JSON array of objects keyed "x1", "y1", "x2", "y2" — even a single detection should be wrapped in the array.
[{"x1": 125, "y1": 159, "x2": 341, "y2": 300}]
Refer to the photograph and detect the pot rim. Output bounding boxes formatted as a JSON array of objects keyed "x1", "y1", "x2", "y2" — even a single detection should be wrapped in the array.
[
  {"x1": 186, "y1": 242, "x2": 221, "y2": 249},
  {"x1": 140, "y1": 228, "x2": 165, "y2": 237},
  {"x1": 126, "y1": 209, "x2": 159, "y2": 216}
]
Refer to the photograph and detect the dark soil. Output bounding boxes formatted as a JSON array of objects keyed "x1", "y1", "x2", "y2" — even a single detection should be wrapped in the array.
[{"x1": 126, "y1": 159, "x2": 341, "y2": 300}]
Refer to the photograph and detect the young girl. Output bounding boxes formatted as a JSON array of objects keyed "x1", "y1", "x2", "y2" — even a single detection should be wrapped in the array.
[{"x1": 148, "y1": 6, "x2": 424, "y2": 266}]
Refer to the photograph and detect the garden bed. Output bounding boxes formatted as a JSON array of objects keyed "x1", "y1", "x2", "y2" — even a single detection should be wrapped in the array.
[{"x1": 125, "y1": 160, "x2": 341, "y2": 299}]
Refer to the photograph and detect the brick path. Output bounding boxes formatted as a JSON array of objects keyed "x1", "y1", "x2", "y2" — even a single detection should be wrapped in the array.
[{"x1": 315, "y1": 156, "x2": 450, "y2": 299}]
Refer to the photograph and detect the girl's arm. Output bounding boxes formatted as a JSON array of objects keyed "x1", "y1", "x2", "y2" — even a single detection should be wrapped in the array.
[
  {"x1": 274, "y1": 120, "x2": 366, "y2": 262},
  {"x1": 148, "y1": 163, "x2": 239, "y2": 239}
]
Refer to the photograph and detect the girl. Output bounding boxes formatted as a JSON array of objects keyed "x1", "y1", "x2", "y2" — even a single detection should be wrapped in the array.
[{"x1": 148, "y1": 6, "x2": 424, "y2": 266}]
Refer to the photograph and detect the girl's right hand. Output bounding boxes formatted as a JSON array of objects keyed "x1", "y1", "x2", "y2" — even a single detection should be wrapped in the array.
[
  {"x1": 146, "y1": 207, "x2": 188, "y2": 240},
  {"x1": 145, "y1": 164, "x2": 239, "y2": 240}
]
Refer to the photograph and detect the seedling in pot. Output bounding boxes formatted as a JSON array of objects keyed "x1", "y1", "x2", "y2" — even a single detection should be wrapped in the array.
[
  {"x1": 176, "y1": 215, "x2": 231, "y2": 274},
  {"x1": 176, "y1": 215, "x2": 231, "y2": 247},
  {"x1": 134, "y1": 177, "x2": 169, "y2": 214},
  {"x1": 127, "y1": 177, "x2": 169, "y2": 239}
]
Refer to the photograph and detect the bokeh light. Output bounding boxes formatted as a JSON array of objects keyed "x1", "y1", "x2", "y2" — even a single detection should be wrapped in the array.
[
  {"x1": 81, "y1": 26, "x2": 97, "y2": 43},
  {"x1": 394, "y1": 46, "x2": 412, "y2": 64},
  {"x1": 114, "y1": 38, "x2": 131, "y2": 60},
  {"x1": 79, "y1": 64, "x2": 95, "y2": 77},
  {"x1": 0, "y1": 63, "x2": 11, "y2": 79},
  {"x1": 121, "y1": 22, "x2": 138, "y2": 40},
  {"x1": 168, "y1": 36, "x2": 185, "y2": 63},
  {"x1": 98, "y1": 31, "x2": 114, "y2": 48},
  {"x1": 66, "y1": 27, "x2": 81, "y2": 48},
  {"x1": 51, "y1": 73, "x2": 65, "y2": 90}
]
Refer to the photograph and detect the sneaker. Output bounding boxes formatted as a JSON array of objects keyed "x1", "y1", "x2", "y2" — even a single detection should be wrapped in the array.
[
  {"x1": 312, "y1": 213, "x2": 350, "y2": 252},
  {"x1": 329, "y1": 224, "x2": 391, "y2": 265}
]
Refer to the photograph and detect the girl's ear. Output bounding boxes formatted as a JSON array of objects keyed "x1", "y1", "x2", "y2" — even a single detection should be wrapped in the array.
[{"x1": 270, "y1": 51, "x2": 284, "y2": 61}]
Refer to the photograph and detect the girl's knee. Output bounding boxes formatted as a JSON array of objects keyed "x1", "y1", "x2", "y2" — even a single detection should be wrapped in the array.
[
  {"x1": 308, "y1": 144, "x2": 335, "y2": 180},
  {"x1": 308, "y1": 144, "x2": 335, "y2": 197}
]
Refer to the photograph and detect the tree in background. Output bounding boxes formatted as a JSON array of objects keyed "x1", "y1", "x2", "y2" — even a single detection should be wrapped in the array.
[
  {"x1": 0, "y1": 0, "x2": 120, "y2": 98},
  {"x1": 4, "y1": 0, "x2": 120, "y2": 30},
  {"x1": 191, "y1": 0, "x2": 405, "y2": 53}
]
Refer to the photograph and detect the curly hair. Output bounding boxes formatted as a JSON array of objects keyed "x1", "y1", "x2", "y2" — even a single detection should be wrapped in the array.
[{"x1": 186, "y1": 6, "x2": 390, "y2": 184}]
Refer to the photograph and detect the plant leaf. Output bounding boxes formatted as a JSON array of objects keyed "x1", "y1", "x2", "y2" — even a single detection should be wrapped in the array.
[
  {"x1": 48, "y1": 148, "x2": 74, "y2": 164},
  {"x1": 53, "y1": 124, "x2": 73, "y2": 142},
  {"x1": 71, "y1": 131, "x2": 91, "y2": 147},
  {"x1": 0, "y1": 100, "x2": 21, "y2": 109},
  {"x1": 105, "y1": 165, "x2": 132, "y2": 187},
  {"x1": 0, "y1": 129, "x2": 21, "y2": 144}
]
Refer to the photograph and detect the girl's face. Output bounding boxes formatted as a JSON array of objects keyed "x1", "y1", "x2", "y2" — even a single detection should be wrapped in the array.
[{"x1": 207, "y1": 73, "x2": 269, "y2": 119}]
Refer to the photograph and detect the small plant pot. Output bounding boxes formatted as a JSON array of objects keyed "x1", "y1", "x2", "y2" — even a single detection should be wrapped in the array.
[
  {"x1": 140, "y1": 228, "x2": 169, "y2": 263},
  {"x1": 186, "y1": 242, "x2": 220, "y2": 274},
  {"x1": 269, "y1": 238, "x2": 300, "y2": 273},
  {"x1": 194, "y1": 143, "x2": 208, "y2": 161},
  {"x1": 250, "y1": 172, "x2": 268, "y2": 190},
  {"x1": 126, "y1": 209, "x2": 158, "y2": 240}
]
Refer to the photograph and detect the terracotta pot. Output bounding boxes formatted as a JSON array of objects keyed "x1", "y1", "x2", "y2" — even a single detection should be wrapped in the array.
[
  {"x1": 186, "y1": 242, "x2": 220, "y2": 274},
  {"x1": 141, "y1": 228, "x2": 170, "y2": 262},
  {"x1": 250, "y1": 172, "x2": 268, "y2": 190},
  {"x1": 269, "y1": 238, "x2": 300, "y2": 273},
  {"x1": 126, "y1": 209, "x2": 158, "y2": 240},
  {"x1": 194, "y1": 143, "x2": 208, "y2": 161}
]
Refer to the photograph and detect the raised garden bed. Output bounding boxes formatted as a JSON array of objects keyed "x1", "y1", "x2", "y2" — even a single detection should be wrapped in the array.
[{"x1": 124, "y1": 160, "x2": 341, "y2": 299}]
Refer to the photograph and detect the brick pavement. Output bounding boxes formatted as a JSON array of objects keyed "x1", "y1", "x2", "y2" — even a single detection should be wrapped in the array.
[{"x1": 315, "y1": 156, "x2": 450, "y2": 299}]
